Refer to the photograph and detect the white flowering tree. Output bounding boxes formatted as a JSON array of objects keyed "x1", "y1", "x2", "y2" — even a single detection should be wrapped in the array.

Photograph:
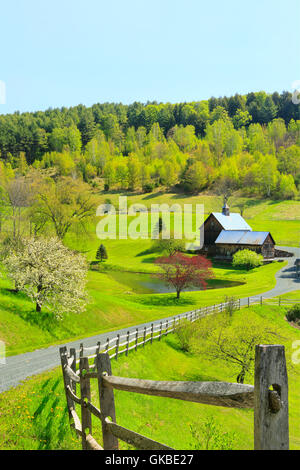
[{"x1": 3, "y1": 237, "x2": 88, "y2": 317}]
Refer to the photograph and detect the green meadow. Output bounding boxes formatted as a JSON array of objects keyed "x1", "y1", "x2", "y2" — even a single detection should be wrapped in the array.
[
  {"x1": 0, "y1": 242, "x2": 284, "y2": 355},
  {"x1": 92, "y1": 192, "x2": 300, "y2": 247},
  {"x1": 0, "y1": 192, "x2": 299, "y2": 450},
  {"x1": 0, "y1": 304, "x2": 299, "y2": 450},
  {"x1": 1, "y1": 192, "x2": 299, "y2": 356}
]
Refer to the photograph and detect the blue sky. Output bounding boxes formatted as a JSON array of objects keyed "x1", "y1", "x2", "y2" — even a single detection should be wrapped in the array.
[{"x1": 1, "y1": 0, "x2": 299, "y2": 114}]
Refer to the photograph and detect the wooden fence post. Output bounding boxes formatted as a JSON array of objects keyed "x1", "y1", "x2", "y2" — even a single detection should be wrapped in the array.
[
  {"x1": 239, "y1": 299, "x2": 241, "y2": 310},
  {"x1": 150, "y1": 324, "x2": 154, "y2": 344},
  {"x1": 96, "y1": 341, "x2": 101, "y2": 354},
  {"x1": 70, "y1": 347, "x2": 76, "y2": 395},
  {"x1": 248, "y1": 297, "x2": 250, "y2": 308},
  {"x1": 159, "y1": 322, "x2": 162, "y2": 341},
  {"x1": 115, "y1": 334, "x2": 120, "y2": 360},
  {"x1": 106, "y1": 337, "x2": 109, "y2": 353},
  {"x1": 260, "y1": 296, "x2": 263, "y2": 306},
  {"x1": 126, "y1": 331, "x2": 130, "y2": 356},
  {"x1": 143, "y1": 327, "x2": 146, "y2": 347},
  {"x1": 59, "y1": 346, "x2": 73, "y2": 421},
  {"x1": 96, "y1": 353, "x2": 119, "y2": 450},
  {"x1": 79, "y1": 343, "x2": 83, "y2": 358},
  {"x1": 165, "y1": 320, "x2": 169, "y2": 336},
  {"x1": 279, "y1": 297, "x2": 281, "y2": 307},
  {"x1": 254, "y1": 345, "x2": 289, "y2": 450},
  {"x1": 80, "y1": 357, "x2": 92, "y2": 450},
  {"x1": 135, "y1": 328, "x2": 138, "y2": 351}
]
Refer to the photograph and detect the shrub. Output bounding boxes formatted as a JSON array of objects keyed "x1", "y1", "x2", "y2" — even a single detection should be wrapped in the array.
[
  {"x1": 175, "y1": 320, "x2": 195, "y2": 352},
  {"x1": 151, "y1": 238, "x2": 185, "y2": 255},
  {"x1": 142, "y1": 182, "x2": 155, "y2": 193},
  {"x1": 232, "y1": 249, "x2": 263, "y2": 270},
  {"x1": 286, "y1": 304, "x2": 300, "y2": 324},
  {"x1": 224, "y1": 296, "x2": 238, "y2": 317},
  {"x1": 190, "y1": 416, "x2": 238, "y2": 450}
]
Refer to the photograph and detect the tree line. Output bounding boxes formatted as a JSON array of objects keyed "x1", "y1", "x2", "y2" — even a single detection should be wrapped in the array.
[{"x1": 0, "y1": 91, "x2": 299, "y2": 199}]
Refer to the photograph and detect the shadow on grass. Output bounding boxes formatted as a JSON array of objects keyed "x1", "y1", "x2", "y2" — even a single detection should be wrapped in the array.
[
  {"x1": 32, "y1": 378, "x2": 71, "y2": 450},
  {"x1": 165, "y1": 337, "x2": 222, "y2": 382},
  {"x1": 17, "y1": 308, "x2": 59, "y2": 332},
  {"x1": 142, "y1": 191, "x2": 165, "y2": 200},
  {"x1": 131, "y1": 293, "x2": 196, "y2": 307},
  {"x1": 0, "y1": 287, "x2": 61, "y2": 334},
  {"x1": 136, "y1": 248, "x2": 156, "y2": 257},
  {"x1": 141, "y1": 256, "x2": 157, "y2": 264}
]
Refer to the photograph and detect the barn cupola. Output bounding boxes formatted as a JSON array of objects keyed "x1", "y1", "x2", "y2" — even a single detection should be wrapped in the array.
[{"x1": 222, "y1": 196, "x2": 230, "y2": 216}]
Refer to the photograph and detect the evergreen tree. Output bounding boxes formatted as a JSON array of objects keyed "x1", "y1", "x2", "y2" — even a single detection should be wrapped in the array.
[{"x1": 96, "y1": 244, "x2": 108, "y2": 262}]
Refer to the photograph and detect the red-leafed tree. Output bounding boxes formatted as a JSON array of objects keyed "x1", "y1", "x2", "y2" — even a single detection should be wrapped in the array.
[{"x1": 155, "y1": 253, "x2": 214, "y2": 299}]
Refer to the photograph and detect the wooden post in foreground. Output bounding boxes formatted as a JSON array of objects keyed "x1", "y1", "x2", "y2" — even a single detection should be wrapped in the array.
[
  {"x1": 96, "y1": 353, "x2": 119, "y2": 450},
  {"x1": 254, "y1": 345, "x2": 289, "y2": 450},
  {"x1": 80, "y1": 357, "x2": 92, "y2": 450},
  {"x1": 150, "y1": 324, "x2": 154, "y2": 344},
  {"x1": 59, "y1": 346, "x2": 73, "y2": 421},
  {"x1": 70, "y1": 347, "x2": 76, "y2": 395}
]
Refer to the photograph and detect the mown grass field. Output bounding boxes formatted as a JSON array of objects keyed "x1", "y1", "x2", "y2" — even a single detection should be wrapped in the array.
[
  {"x1": 92, "y1": 192, "x2": 300, "y2": 247},
  {"x1": 0, "y1": 246, "x2": 284, "y2": 355},
  {"x1": 1, "y1": 190, "x2": 299, "y2": 355},
  {"x1": 0, "y1": 303, "x2": 300, "y2": 450}
]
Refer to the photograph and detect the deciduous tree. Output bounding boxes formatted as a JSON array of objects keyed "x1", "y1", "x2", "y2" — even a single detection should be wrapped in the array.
[
  {"x1": 3, "y1": 237, "x2": 88, "y2": 315},
  {"x1": 155, "y1": 253, "x2": 213, "y2": 299}
]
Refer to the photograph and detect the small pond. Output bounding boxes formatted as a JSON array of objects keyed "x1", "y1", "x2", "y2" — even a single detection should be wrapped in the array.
[{"x1": 107, "y1": 271, "x2": 244, "y2": 294}]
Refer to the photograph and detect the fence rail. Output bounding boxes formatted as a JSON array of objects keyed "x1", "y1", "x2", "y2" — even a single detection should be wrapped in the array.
[
  {"x1": 60, "y1": 344, "x2": 289, "y2": 451},
  {"x1": 74, "y1": 300, "x2": 240, "y2": 364},
  {"x1": 68, "y1": 296, "x2": 298, "y2": 366},
  {"x1": 59, "y1": 294, "x2": 295, "y2": 450}
]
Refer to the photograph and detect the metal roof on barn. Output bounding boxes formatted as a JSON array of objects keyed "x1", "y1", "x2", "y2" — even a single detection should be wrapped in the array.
[
  {"x1": 215, "y1": 230, "x2": 273, "y2": 246},
  {"x1": 211, "y1": 212, "x2": 252, "y2": 231}
]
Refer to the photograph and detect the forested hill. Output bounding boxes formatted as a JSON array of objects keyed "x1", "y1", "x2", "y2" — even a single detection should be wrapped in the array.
[{"x1": 0, "y1": 90, "x2": 300, "y2": 198}]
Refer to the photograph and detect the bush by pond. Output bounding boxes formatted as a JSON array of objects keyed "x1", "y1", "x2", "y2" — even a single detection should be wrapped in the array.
[{"x1": 286, "y1": 304, "x2": 300, "y2": 324}]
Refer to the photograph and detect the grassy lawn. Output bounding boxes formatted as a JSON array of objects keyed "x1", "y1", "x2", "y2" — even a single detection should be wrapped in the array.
[
  {"x1": 0, "y1": 303, "x2": 299, "y2": 450},
  {"x1": 92, "y1": 192, "x2": 300, "y2": 247},
  {"x1": 0, "y1": 254, "x2": 284, "y2": 356},
  {"x1": 0, "y1": 192, "x2": 298, "y2": 356}
]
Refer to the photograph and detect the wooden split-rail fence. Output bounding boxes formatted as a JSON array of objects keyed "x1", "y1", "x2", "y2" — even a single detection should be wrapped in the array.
[
  {"x1": 60, "y1": 302, "x2": 290, "y2": 450},
  {"x1": 68, "y1": 299, "x2": 239, "y2": 365}
]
